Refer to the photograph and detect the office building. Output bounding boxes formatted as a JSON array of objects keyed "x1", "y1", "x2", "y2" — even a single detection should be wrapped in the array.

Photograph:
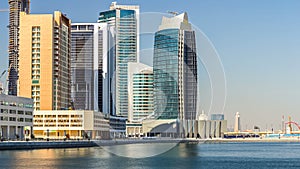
[
  {"x1": 8, "y1": 0, "x2": 30, "y2": 95},
  {"x1": 128, "y1": 62, "x2": 154, "y2": 122},
  {"x1": 153, "y1": 12, "x2": 197, "y2": 120},
  {"x1": 0, "y1": 94, "x2": 33, "y2": 140},
  {"x1": 18, "y1": 11, "x2": 71, "y2": 111},
  {"x1": 98, "y1": 2, "x2": 139, "y2": 117},
  {"x1": 33, "y1": 110, "x2": 110, "y2": 139},
  {"x1": 71, "y1": 23, "x2": 112, "y2": 113}
]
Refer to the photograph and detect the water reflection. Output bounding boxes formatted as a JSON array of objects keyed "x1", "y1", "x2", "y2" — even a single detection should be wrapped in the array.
[
  {"x1": 0, "y1": 144, "x2": 201, "y2": 169},
  {"x1": 101, "y1": 143, "x2": 178, "y2": 158},
  {"x1": 1, "y1": 143, "x2": 300, "y2": 169}
]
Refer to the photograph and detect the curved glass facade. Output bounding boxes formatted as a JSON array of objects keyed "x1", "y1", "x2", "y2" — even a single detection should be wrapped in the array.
[
  {"x1": 153, "y1": 28, "x2": 197, "y2": 120},
  {"x1": 153, "y1": 29, "x2": 180, "y2": 119}
]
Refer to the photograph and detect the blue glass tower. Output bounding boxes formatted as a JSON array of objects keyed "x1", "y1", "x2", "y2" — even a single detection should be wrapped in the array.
[
  {"x1": 153, "y1": 13, "x2": 197, "y2": 120},
  {"x1": 98, "y1": 2, "x2": 139, "y2": 117}
]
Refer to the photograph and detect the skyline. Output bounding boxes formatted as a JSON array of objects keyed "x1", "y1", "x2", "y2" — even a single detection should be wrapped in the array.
[{"x1": 1, "y1": 0, "x2": 300, "y2": 130}]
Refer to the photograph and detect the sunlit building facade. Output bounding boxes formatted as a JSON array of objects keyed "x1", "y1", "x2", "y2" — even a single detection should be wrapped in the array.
[
  {"x1": 18, "y1": 11, "x2": 71, "y2": 111},
  {"x1": 33, "y1": 110, "x2": 110, "y2": 139}
]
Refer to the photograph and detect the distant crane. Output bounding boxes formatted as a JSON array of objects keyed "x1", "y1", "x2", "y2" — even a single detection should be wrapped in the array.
[
  {"x1": 0, "y1": 9, "x2": 9, "y2": 94},
  {"x1": 167, "y1": 11, "x2": 179, "y2": 16},
  {"x1": 0, "y1": 64, "x2": 13, "y2": 95},
  {"x1": 0, "y1": 9, "x2": 9, "y2": 12},
  {"x1": 0, "y1": 70, "x2": 6, "y2": 94}
]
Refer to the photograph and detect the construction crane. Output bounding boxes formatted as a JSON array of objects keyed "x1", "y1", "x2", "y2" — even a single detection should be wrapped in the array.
[
  {"x1": 0, "y1": 9, "x2": 9, "y2": 12},
  {"x1": 167, "y1": 11, "x2": 179, "y2": 16},
  {"x1": 0, "y1": 9, "x2": 9, "y2": 94},
  {"x1": 0, "y1": 70, "x2": 6, "y2": 94},
  {"x1": 0, "y1": 70, "x2": 6, "y2": 78},
  {"x1": 0, "y1": 64, "x2": 13, "y2": 95}
]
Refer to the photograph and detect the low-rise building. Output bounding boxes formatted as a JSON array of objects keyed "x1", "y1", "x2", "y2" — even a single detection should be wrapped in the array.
[
  {"x1": 0, "y1": 94, "x2": 34, "y2": 140},
  {"x1": 107, "y1": 116, "x2": 127, "y2": 138},
  {"x1": 141, "y1": 118, "x2": 227, "y2": 139},
  {"x1": 33, "y1": 110, "x2": 110, "y2": 140},
  {"x1": 126, "y1": 122, "x2": 143, "y2": 137}
]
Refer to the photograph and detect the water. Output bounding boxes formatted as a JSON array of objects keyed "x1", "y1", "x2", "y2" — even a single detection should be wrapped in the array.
[{"x1": 1, "y1": 142, "x2": 300, "y2": 169}]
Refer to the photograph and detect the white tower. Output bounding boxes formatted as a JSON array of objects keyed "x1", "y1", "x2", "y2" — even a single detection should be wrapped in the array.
[{"x1": 234, "y1": 112, "x2": 241, "y2": 132}]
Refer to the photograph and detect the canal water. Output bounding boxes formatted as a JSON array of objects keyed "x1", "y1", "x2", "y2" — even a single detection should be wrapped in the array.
[{"x1": 1, "y1": 142, "x2": 300, "y2": 169}]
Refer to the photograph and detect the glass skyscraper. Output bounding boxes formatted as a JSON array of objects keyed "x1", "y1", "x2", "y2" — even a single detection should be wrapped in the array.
[
  {"x1": 71, "y1": 23, "x2": 111, "y2": 113},
  {"x1": 153, "y1": 12, "x2": 197, "y2": 120},
  {"x1": 98, "y1": 2, "x2": 139, "y2": 117}
]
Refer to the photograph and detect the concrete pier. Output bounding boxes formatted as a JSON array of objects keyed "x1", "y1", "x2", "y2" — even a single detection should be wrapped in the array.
[{"x1": 0, "y1": 141, "x2": 97, "y2": 150}]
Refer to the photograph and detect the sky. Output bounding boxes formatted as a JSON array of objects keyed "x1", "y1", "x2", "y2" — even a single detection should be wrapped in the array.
[{"x1": 1, "y1": 0, "x2": 300, "y2": 130}]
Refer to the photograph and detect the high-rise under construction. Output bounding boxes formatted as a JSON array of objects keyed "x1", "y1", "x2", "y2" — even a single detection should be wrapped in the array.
[{"x1": 8, "y1": 0, "x2": 30, "y2": 96}]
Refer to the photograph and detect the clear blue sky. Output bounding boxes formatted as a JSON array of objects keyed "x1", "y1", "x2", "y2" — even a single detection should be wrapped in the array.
[{"x1": 1, "y1": 0, "x2": 300, "y2": 130}]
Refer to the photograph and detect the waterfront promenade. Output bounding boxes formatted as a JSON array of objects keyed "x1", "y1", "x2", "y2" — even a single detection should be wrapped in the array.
[
  {"x1": 1, "y1": 137, "x2": 300, "y2": 150},
  {"x1": 0, "y1": 138, "x2": 196, "y2": 150}
]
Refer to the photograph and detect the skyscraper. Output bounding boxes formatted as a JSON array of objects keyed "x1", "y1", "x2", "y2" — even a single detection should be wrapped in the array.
[
  {"x1": 128, "y1": 62, "x2": 154, "y2": 122},
  {"x1": 71, "y1": 23, "x2": 112, "y2": 112},
  {"x1": 8, "y1": 0, "x2": 30, "y2": 96},
  {"x1": 153, "y1": 12, "x2": 197, "y2": 120},
  {"x1": 18, "y1": 11, "x2": 71, "y2": 111},
  {"x1": 98, "y1": 2, "x2": 139, "y2": 117}
]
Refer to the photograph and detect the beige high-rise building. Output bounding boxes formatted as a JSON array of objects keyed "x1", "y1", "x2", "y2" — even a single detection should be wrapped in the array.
[{"x1": 18, "y1": 11, "x2": 71, "y2": 111}]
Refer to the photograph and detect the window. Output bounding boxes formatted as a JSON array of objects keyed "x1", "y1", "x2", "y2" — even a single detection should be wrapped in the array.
[
  {"x1": 79, "y1": 25, "x2": 86, "y2": 30},
  {"x1": 9, "y1": 110, "x2": 16, "y2": 114},
  {"x1": 18, "y1": 118, "x2": 24, "y2": 122},
  {"x1": 1, "y1": 109, "x2": 8, "y2": 113},
  {"x1": 25, "y1": 118, "x2": 33, "y2": 122},
  {"x1": 18, "y1": 111, "x2": 24, "y2": 115},
  {"x1": 25, "y1": 111, "x2": 33, "y2": 116},
  {"x1": 9, "y1": 117, "x2": 16, "y2": 121}
]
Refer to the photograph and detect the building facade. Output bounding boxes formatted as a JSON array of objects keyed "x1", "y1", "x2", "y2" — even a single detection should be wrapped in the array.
[
  {"x1": 18, "y1": 11, "x2": 71, "y2": 111},
  {"x1": 0, "y1": 94, "x2": 33, "y2": 140},
  {"x1": 107, "y1": 115, "x2": 127, "y2": 138},
  {"x1": 128, "y1": 62, "x2": 154, "y2": 122},
  {"x1": 71, "y1": 23, "x2": 112, "y2": 113},
  {"x1": 98, "y1": 2, "x2": 139, "y2": 117},
  {"x1": 8, "y1": 0, "x2": 30, "y2": 95},
  {"x1": 33, "y1": 110, "x2": 110, "y2": 139},
  {"x1": 153, "y1": 12, "x2": 197, "y2": 120},
  {"x1": 196, "y1": 119, "x2": 227, "y2": 139}
]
